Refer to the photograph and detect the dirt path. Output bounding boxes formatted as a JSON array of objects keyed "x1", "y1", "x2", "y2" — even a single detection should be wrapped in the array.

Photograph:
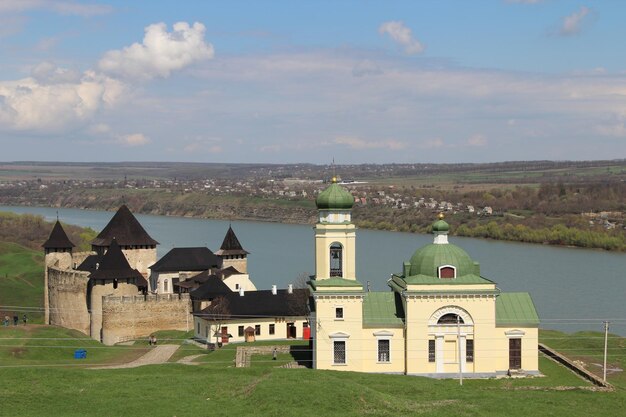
[
  {"x1": 177, "y1": 354, "x2": 204, "y2": 365},
  {"x1": 92, "y1": 344, "x2": 179, "y2": 369}
]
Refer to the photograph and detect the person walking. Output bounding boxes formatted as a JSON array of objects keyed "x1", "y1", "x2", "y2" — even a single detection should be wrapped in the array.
[
  {"x1": 22, "y1": 314, "x2": 27, "y2": 325},
  {"x1": 3, "y1": 316, "x2": 8, "y2": 326},
  {"x1": 13, "y1": 315, "x2": 18, "y2": 326}
]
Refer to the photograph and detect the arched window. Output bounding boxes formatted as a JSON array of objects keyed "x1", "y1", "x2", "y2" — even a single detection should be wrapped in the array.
[
  {"x1": 329, "y1": 243, "x2": 343, "y2": 277},
  {"x1": 438, "y1": 265, "x2": 456, "y2": 279},
  {"x1": 164, "y1": 279, "x2": 168, "y2": 293},
  {"x1": 438, "y1": 313, "x2": 464, "y2": 325}
]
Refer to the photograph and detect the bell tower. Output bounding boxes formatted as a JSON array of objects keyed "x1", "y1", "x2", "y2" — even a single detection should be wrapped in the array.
[{"x1": 313, "y1": 177, "x2": 357, "y2": 281}]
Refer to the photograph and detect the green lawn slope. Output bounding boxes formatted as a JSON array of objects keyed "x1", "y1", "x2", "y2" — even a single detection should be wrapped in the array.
[{"x1": 0, "y1": 242, "x2": 44, "y2": 323}]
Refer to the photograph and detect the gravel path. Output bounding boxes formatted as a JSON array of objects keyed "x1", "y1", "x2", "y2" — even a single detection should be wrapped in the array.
[
  {"x1": 92, "y1": 344, "x2": 180, "y2": 369},
  {"x1": 177, "y1": 354, "x2": 204, "y2": 365}
]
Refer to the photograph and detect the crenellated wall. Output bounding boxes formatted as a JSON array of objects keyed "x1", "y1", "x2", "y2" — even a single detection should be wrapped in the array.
[
  {"x1": 101, "y1": 293, "x2": 191, "y2": 345},
  {"x1": 47, "y1": 266, "x2": 90, "y2": 335}
]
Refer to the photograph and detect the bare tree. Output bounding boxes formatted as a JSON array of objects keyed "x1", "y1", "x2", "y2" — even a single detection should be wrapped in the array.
[{"x1": 203, "y1": 296, "x2": 231, "y2": 347}]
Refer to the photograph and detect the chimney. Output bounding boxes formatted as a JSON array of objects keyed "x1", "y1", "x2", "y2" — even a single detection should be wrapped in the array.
[
  {"x1": 272, "y1": 285, "x2": 277, "y2": 295},
  {"x1": 239, "y1": 287, "x2": 244, "y2": 297},
  {"x1": 95, "y1": 263, "x2": 99, "y2": 270},
  {"x1": 288, "y1": 284, "x2": 293, "y2": 294}
]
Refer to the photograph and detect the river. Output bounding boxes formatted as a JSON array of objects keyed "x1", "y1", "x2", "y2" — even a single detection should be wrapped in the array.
[{"x1": 2, "y1": 205, "x2": 625, "y2": 336}]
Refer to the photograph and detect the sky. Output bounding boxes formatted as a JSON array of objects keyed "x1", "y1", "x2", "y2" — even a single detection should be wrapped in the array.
[{"x1": 0, "y1": 0, "x2": 625, "y2": 164}]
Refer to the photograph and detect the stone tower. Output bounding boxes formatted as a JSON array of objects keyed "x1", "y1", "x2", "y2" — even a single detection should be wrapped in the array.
[
  {"x1": 88, "y1": 238, "x2": 147, "y2": 342},
  {"x1": 215, "y1": 226, "x2": 249, "y2": 273},
  {"x1": 42, "y1": 220, "x2": 75, "y2": 324},
  {"x1": 90, "y1": 205, "x2": 158, "y2": 276}
]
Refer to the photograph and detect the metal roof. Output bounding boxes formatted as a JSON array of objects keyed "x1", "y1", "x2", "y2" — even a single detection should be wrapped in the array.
[
  {"x1": 496, "y1": 292, "x2": 540, "y2": 327},
  {"x1": 362, "y1": 292, "x2": 405, "y2": 328}
]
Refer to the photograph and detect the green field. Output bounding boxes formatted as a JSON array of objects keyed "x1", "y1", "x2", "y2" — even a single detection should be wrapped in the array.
[
  {"x1": 0, "y1": 327, "x2": 624, "y2": 417},
  {"x1": 0, "y1": 242, "x2": 44, "y2": 323}
]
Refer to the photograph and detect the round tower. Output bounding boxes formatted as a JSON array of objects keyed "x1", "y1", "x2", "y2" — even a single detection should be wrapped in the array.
[{"x1": 42, "y1": 220, "x2": 75, "y2": 324}]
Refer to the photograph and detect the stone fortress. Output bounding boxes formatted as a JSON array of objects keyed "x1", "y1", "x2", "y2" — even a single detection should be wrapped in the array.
[{"x1": 43, "y1": 205, "x2": 256, "y2": 345}]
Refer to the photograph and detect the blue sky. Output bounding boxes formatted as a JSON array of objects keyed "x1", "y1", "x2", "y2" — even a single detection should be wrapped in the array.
[{"x1": 0, "y1": 0, "x2": 624, "y2": 163}]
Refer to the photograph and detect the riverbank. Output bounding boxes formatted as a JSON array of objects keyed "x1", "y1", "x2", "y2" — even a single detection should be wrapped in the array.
[{"x1": 1, "y1": 189, "x2": 624, "y2": 252}]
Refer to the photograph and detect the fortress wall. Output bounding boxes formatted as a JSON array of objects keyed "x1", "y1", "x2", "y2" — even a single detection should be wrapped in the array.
[
  {"x1": 121, "y1": 247, "x2": 157, "y2": 277},
  {"x1": 101, "y1": 293, "x2": 191, "y2": 345},
  {"x1": 47, "y1": 266, "x2": 90, "y2": 335},
  {"x1": 222, "y1": 258, "x2": 247, "y2": 274},
  {"x1": 90, "y1": 282, "x2": 140, "y2": 342},
  {"x1": 70, "y1": 251, "x2": 96, "y2": 269}
]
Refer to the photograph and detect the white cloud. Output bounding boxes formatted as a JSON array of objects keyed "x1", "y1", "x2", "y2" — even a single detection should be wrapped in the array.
[
  {"x1": 379, "y1": 21, "x2": 424, "y2": 55},
  {"x1": 98, "y1": 22, "x2": 214, "y2": 80},
  {"x1": 0, "y1": 0, "x2": 112, "y2": 16},
  {"x1": 468, "y1": 134, "x2": 488, "y2": 146},
  {"x1": 333, "y1": 136, "x2": 407, "y2": 150},
  {"x1": 117, "y1": 133, "x2": 150, "y2": 147},
  {"x1": 559, "y1": 6, "x2": 590, "y2": 36},
  {"x1": 31, "y1": 61, "x2": 81, "y2": 84},
  {"x1": 0, "y1": 68, "x2": 124, "y2": 132}
]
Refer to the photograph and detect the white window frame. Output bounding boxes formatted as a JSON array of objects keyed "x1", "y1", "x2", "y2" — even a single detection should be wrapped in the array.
[
  {"x1": 437, "y1": 264, "x2": 457, "y2": 279},
  {"x1": 329, "y1": 332, "x2": 350, "y2": 366},
  {"x1": 373, "y1": 330, "x2": 393, "y2": 364},
  {"x1": 334, "y1": 306, "x2": 344, "y2": 321}
]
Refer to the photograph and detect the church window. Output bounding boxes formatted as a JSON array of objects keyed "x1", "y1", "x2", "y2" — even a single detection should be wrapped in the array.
[
  {"x1": 438, "y1": 313, "x2": 463, "y2": 325},
  {"x1": 377, "y1": 339, "x2": 390, "y2": 363},
  {"x1": 269, "y1": 324, "x2": 275, "y2": 335},
  {"x1": 255, "y1": 325, "x2": 261, "y2": 335},
  {"x1": 466, "y1": 339, "x2": 474, "y2": 363},
  {"x1": 113, "y1": 279, "x2": 118, "y2": 289},
  {"x1": 428, "y1": 340, "x2": 436, "y2": 362},
  {"x1": 238, "y1": 326, "x2": 244, "y2": 337},
  {"x1": 330, "y1": 243, "x2": 343, "y2": 277},
  {"x1": 164, "y1": 279, "x2": 168, "y2": 293},
  {"x1": 333, "y1": 341, "x2": 346, "y2": 364},
  {"x1": 235, "y1": 284, "x2": 240, "y2": 290},
  {"x1": 438, "y1": 265, "x2": 456, "y2": 279},
  {"x1": 335, "y1": 307, "x2": 344, "y2": 320}
]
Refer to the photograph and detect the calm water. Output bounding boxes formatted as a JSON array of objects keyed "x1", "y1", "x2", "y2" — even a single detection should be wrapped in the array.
[{"x1": 2, "y1": 205, "x2": 625, "y2": 335}]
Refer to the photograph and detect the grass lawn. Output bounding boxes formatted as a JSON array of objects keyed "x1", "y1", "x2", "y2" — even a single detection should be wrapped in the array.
[
  {"x1": 0, "y1": 328, "x2": 623, "y2": 416},
  {"x1": 0, "y1": 242, "x2": 44, "y2": 323}
]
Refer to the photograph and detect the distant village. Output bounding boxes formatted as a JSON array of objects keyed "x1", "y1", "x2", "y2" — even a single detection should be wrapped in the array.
[{"x1": 1, "y1": 176, "x2": 623, "y2": 230}]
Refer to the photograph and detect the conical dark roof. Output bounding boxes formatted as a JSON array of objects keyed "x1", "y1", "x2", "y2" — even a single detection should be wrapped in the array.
[
  {"x1": 42, "y1": 221, "x2": 75, "y2": 249},
  {"x1": 189, "y1": 273, "x2": 233, "y2": 300},
  {"x1": 91, "y1": 205, "x2": 158, "y2": 247},
  {"x1": 90, "y1": 239, "x2": 146, "y2": 285},
  {"x1": 215, "y1": 226, "x2": 249, "y2": 256}
]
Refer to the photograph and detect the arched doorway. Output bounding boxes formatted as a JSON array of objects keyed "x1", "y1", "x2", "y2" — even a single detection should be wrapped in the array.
[{"x1": 428, "y1": 306, "x2": 474, "y2": 373}]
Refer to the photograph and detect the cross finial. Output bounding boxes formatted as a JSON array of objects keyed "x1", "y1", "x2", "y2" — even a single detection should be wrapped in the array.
[{"x1": 56, "y1": 211, "x2": 59, "y2": 221}]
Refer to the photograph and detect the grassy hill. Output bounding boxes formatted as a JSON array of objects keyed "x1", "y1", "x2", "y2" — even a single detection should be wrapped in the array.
[
  {"x1": 0, "y1": 242, "x2": 44, "y2": 323},
  {"x1": 0, "y1": 331, "x2": 624, "y2": 417}
]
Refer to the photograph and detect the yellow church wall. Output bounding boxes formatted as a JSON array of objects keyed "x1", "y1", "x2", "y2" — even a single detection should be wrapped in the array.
[
  {"x1": 313, "y1": 295, "x2": 365, "y2": 371},
  {"x1": 404, "y1": 294, "x2": 499, "y2": 375},
  {"x1": 406, "y1": 284, "x2": 497, "y2": 292}
]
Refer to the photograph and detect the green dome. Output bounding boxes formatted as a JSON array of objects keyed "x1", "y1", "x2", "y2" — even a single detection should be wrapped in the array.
[
  {"x1": 316, "y1": 181, "x2": 354, "y2": 210},
  {"x1": 432, "y1": 219, "x2": 449, "y2": 232},
  {"x1": 408, "y1": 243, "x2": 476, "y2": 277}
]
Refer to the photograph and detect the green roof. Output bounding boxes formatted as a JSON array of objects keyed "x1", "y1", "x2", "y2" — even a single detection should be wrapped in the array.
[
  {"x1": 316, "y1": 182, "x2": 354, "y2": 210},
  {"x1": 496, "y1": 293, "x2": 539, "y2": 327},
  {"x1": 432, "y1": 219, "x2": 449, "y2": 232},
  {"x1": 309, "y1": 278, "x2": 363, "y2": 290},
  {"x1": 409, "y1": 243, "x2": 479, "y2": 277},
  {"x1": 362, "y1": 292, "x2": 405, "y2": 328},
  {"x1": 401, "y1": 273, "x2": 495, "y2": 286}
]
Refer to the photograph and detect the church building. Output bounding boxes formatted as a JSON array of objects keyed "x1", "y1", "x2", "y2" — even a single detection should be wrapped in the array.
[{"x1": 309, "y1": 179, "x2": 540, "y2": 377}]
